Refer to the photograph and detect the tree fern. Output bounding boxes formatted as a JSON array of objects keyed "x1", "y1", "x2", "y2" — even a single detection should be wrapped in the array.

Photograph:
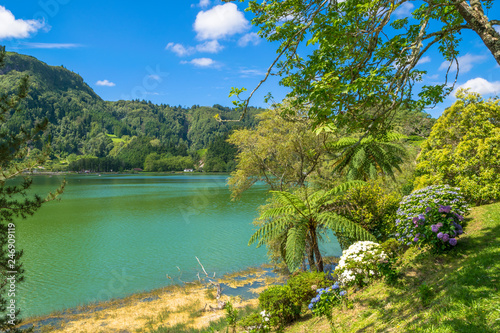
[
  {"x1": 248, "y1": 182, "x2": 375, "y2": 273},
  {"x1": 328, "y1": 132, "x2": 408, "y2": 181}
]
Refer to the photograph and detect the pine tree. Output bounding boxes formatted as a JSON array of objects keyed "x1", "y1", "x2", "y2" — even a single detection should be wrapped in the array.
[{"x1": 0, "y1": 46, "x2": 64, "y2": 332}]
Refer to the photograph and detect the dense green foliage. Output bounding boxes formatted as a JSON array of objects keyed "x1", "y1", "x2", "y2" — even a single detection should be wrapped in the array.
[
  {"x1": 258, "y1": 285, "x2": 301, "y2": 330},
  {"x1": 414, "y1": 91, "x2": 500, "y2": 205},
  {"x1": 234, "y1": 0, "x2": 499, "y2": 135},
  {"x1": 0, "y1": 46, "x2": 63, "y2": 332},
  {"x1": 286, "y1": 271, "x2": 329, "y2": 307},
  {"x1": 328, "y1": 181, "x2": 402, "y2": 247},
  {"x1": 203, "y1": 133, "x2": 238, "y2": 172},
  {"x1": 0, "y1": 51, "x2": 261, "y2": 171},
  {"x1": 228, "y1": 102, "x2": 331, "y2": 198}
]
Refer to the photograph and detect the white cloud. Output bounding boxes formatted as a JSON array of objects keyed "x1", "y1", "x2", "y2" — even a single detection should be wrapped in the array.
[
  {"x1": 394, "y1": 2, "x2": 414, "y2": 18},
  {"x1": 96, "y1": 80, "x2": 116, "y2": 87},
  {"x1": 181, "y1": 57, "x2": 218, "y2": 68},
  {"x1": 417, "y1": 56, "x2": 431, "y2": 65},
  {"x1": 196, "y1": 40, "x2": 224, "y2": 53},
  {"x1": 454, "y1": 78, "x2": 500, "y2": 96},
  {"x1": 439, "y1": 53, "x2": 487, "y2": 73},
  {"x1": 495, "y1": 26, "x2": 500, "y2": 33},
  {"x1": 0, "y1": 6, "x2": 45, "y2": 39},
  {"x1": 198, "y1": 0, "x2": 210, "y2": 8},
  {"x1": 167, "y1": 40, "x2": 223, "y2": 56},
  {"x1": 194, "y1": 3, "x2": 250, "y2": 40},
  {"x1": 148, "y1": 74, "x2": 161, "y2": 81},
  {"x1": 239, "y1": 68, "x2": 265, "y2": 77},
  {"x1": 165, "y1": 42, "x2": 195, "y2": 57},
  {"x1": 20, "y1": 42, "x2": 81, "y2": 49},
  {"x1": 238, "y1": 33, "x2": 260, "y2": 47}
]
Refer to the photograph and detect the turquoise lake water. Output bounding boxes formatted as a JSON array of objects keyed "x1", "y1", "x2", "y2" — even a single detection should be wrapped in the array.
[{"x1": 13, "y1": 174, "x2": 341, "y2": 318}]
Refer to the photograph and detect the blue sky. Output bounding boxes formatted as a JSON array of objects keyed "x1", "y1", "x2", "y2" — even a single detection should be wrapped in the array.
[{"x1": 0, "y1": 0, "x2": 499, "y2": 118}]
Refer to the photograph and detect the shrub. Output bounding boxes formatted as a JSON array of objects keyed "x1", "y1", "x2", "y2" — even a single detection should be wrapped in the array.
[
  {"x1": 239, "y1": 311, "x2": 271, "y2": 333},
  {"x1": 395, "y1": 185, "x2": 469, "y2": 245},
  {"x1": 407, "y1": 204, "x2": 465, "y2": 252},
  {"x1": 414, "y1": 91, "x2": 500, "y2": 205},
  {"x1": 308, "y1": 282, "x2": 348, "y2": 331},
  {"x1": 335, "y1": 241, "x2": 387, "y2": 287},
  {"x1": 329, "y1": 181, "x2": 401, "y2": 247},
  {"x1": 287, "y1": 271, "x2": 329, "y2": 307},
  {"x1": 224, "y1": 301, "x2": 239, "y2": 333},
  {"x1": 378, "y1": 239, "x2": 402, "y2": 285},
  {"x1": 258, "y1": 285, "x2": 301, "y2": 330}
]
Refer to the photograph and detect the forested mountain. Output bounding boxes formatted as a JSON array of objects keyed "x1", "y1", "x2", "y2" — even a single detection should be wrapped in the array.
[{"x1": 0, "y1": 52, "x2": 261, "y2": 172}]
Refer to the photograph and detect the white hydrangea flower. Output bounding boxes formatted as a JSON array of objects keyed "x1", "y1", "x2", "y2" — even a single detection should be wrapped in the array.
[{"x1": 336, "y1": 241, "x2": 385, "y2": 286}]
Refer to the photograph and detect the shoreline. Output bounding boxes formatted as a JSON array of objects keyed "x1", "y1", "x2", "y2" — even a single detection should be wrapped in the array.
[{"x1": 20, "y1": 264, "x2": 286, "y2": 333}]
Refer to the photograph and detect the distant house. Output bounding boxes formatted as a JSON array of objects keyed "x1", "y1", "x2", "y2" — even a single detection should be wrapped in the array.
[
  {"x1": 133, "y1": 168, "x2": 143, "y2": 172},
  {"x1": 184, "y1": 169, "x2": 194, "y2": 172}
]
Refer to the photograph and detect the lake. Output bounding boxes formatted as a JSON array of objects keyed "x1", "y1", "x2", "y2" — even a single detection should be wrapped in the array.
[{"x1": 13, "y1": 174, "x2": 341, "y2": 318}]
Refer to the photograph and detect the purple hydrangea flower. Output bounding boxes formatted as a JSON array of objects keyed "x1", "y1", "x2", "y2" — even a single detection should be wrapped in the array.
[
  {"x1": 412, "y1": 217, "x2": 419, "y2": 224},
  {"x1": 425, "y1": 207, "x2": 432, "y2": 213},
  {"x1": 413, "y1": 237, "x2": 419, "y2": 242},
  {"x1": 436, "y1": 222, "x2": 443, "y2": 228},
  {"x1": 431, "y1": 225, "x2": 439, "y2": 233},
  {"x1": 437, "y1": 232, "x2": 444, "y2": 239},
  {"x1": 339, "y1": 291, "x2": 346, "y2": 296},
  {"x1": 449, "y1": 238, "x2": 457, "y2": 246},
  {"x1": 442, "y1": 233, "x2": 450, "y2": 242},
  {"x1": 439, "y1": 205, "x2": 452, "y2": 213},
  {"x1": 418, "y1": 214, "x2": 425, "y2": 221}
]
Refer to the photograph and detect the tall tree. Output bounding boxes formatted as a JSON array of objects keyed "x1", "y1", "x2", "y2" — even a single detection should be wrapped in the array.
[
  {"x1": 0, "y1": 46, "x2": 64, "y2": 332},
  {"x1": 414, "y1": 90, "x2": 500, "y2": 205},
  {"x1": 229, "y1": 0, "x2": 500, "y2": 135},
  {"x1": 228, "y1": 101, "x2": 330, "y2": 198},
  {"x1": 249, "y1": 182, "x2": 375, "y2": 273}
]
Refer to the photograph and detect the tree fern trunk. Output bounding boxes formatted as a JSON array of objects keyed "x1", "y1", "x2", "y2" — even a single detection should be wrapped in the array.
[
  {"x1": 306, "y1": 231, "x2": 317, "y2": 272},
  {"x1": 310, "y1": 227, "x2": 324, "y2": 272}
]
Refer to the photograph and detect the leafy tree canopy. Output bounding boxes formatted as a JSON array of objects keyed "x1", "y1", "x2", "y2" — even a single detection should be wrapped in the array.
[
  {"x1": 229, "y1": 0, "x2": 500, "y2": 135},
  {"x1": 228, "y1": 100, "x2": 330, "y2": 198},
  {"x1": 414, "y1": 90, "x2": 500, "y2": 205}
]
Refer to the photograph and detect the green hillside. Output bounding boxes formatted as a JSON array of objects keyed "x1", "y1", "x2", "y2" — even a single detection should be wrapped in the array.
[{"x1": 0, "y1": 51, "x2": 261, "y2": 172}]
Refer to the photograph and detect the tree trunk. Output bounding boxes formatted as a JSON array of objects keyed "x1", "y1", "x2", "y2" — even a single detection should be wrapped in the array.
[
  {"x1": 306, "y1": 238, "x2": 317, "y2": 272},
  {"x1": 455, "y1": 1, "x2": 500, "y2": 65},
  {"x1": 310, "y1": 227, "x2": 324, "y2": 272}
]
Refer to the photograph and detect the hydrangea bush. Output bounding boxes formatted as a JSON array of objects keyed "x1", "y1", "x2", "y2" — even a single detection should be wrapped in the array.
[
  {"x1": 395, "y1": 185, "x2": 469, "y2": 245},
  {"x1": 335, "y1": 241, "x2": 387, "y2": 287},
  {"x1": 308, "y1": 282, "x2": 347, "y2": 331},
  {"x1": 405, "y1": 204, "x2": 464, "y2": 252}
]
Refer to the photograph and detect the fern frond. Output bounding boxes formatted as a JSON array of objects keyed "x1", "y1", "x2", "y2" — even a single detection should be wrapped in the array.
[
  {"x1": 248, "y1": 218, "x2": 290, "y2": 246},
  {"x1": 260, "y1": 205, "x2": 297, "y2": 220},
  {"x1": 285, "y1": 224, "x2": 308, "y2": 273},
  {"x1": 270, "y1": 190, "x2": 308, "y2": 215},
  {"x1": 318, "y1": 211, "x2": 376, "y2": 242},
  {"x1": 324, "y1": 180, "x2": 366, "y2": 197}
]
